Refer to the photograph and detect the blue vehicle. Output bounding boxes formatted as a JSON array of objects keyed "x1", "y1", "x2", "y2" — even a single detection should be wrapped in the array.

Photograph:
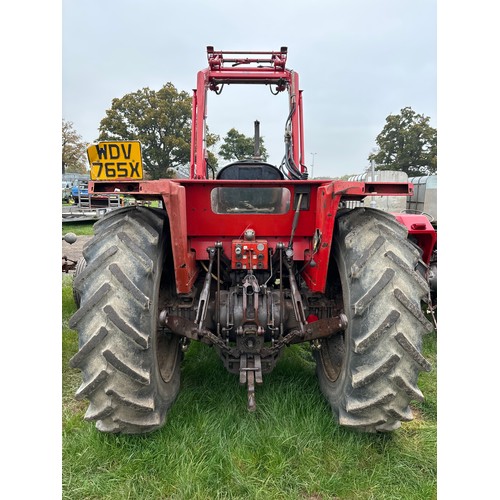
[
  {"x1": 71, "y1": 181, "x2": 88, "y2": 202},
  {"x1": 71, "y1": 180, "x2": 121, "y2": 207}
]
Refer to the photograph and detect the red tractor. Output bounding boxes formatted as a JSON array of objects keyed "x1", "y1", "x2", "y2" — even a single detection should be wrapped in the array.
[{"x1": 69, "y1": 47, "x2": 436, "y2": 434}]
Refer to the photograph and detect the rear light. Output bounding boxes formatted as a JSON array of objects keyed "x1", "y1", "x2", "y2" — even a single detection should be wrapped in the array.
[{"x1": 306, "y1": 314, "x2": 319, "y2": 323}]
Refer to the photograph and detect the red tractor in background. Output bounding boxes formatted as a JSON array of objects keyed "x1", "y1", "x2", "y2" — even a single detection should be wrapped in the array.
[{"x1": 69, "y1": 47, "x2": 436, "y2": 434}]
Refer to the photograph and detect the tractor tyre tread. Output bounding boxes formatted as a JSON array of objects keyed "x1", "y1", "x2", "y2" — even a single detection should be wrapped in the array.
[
  {"x1": 69, "y1": 206, "x2": 181, "y2": 434},
  {"x1": 315, "y1": 207, "x2": 433, "y2": 433}
]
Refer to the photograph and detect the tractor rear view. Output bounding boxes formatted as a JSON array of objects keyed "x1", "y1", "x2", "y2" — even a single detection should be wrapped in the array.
[{"x1": 70, "y1": 47, "x2": 435, "y2": 434}]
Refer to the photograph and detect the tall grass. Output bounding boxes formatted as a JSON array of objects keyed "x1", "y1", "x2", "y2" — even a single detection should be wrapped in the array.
[{"x1": 62, "y1": 275, "x2": 437, "y2": 499}]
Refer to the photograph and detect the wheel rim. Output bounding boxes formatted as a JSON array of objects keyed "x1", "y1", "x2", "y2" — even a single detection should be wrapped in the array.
[
  {"x1": 156, "y1": 331, "x2": 180, "y2": 384},
  {"x1": 319, "y1": 334, "x2": 346, "y2": 383},
  {"x1": 319, "y1": 254, "x2": 347, "y2": 383}
]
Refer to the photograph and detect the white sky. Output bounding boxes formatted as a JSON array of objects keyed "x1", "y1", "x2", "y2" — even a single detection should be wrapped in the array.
[{"x1": 62, "y1": 0, "x2": 437, "y2": 179}]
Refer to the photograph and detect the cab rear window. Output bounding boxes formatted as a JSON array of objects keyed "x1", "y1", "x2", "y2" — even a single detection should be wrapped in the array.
[{"x1": 211, "y1": 187, "x2": 291, "y2": 214}]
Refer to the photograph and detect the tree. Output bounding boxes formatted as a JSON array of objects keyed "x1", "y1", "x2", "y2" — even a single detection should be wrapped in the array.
[
  {"x1": 205, "y1": 132, "x2": 220, "y2": 178},
  {"x1": 98, "y1": 83, "x2": 192, "y2": 179},
  {"x1": 219, "y1": 128, "x2": 268, "y2": 162},
  {"x1": 176, "y1": 130, "x2": 220, "y2": 179},
  {"x1": 369, "y1": 107, "x2": 437, "y2": 176},
  {"x1": 62, "y1": 119, "x2": 88, "y2": 174}
]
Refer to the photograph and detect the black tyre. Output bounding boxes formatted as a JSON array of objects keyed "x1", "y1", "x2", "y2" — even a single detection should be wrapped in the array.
[
  {"x1": 314, "y1": 208, "x2": 433, "y2": 432},
  {"x1": 72, "y1": 256, "x2": 87, "y2": 308},
  {"x1": 69, "y1": 207, "x2": 181, "y2": 434}
]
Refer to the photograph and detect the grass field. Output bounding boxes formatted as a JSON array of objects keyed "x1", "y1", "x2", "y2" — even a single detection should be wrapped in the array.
[
  {"x1": 62, "y1": 221, "x2": 95, "y2": 236},
  {"x1": 62, "y1": 273, "x2": 437, "y2": 500}
]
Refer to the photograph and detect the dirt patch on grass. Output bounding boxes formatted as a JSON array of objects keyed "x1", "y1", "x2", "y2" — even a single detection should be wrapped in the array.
[{"x1": 62, "y1": 235, "x2": 92, "y2": 266}]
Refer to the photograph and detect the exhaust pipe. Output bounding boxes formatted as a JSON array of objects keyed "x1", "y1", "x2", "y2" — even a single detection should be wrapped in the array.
[{"x1": 253, "y1": 120, "x2": 261, "y2": 159}]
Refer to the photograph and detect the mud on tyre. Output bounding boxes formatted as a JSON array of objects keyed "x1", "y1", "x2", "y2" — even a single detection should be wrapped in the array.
[
  {"x1": 314, "y1": 208, "x2": 433, "y2": 432},
  {"x1": 69, "y1": 206, "x2": 181, "y2": 434}
]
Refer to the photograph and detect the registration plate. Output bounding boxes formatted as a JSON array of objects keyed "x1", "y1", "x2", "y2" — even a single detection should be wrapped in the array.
[{"x1": 87, "y1": 141, "x2": 143, "y2": 180}]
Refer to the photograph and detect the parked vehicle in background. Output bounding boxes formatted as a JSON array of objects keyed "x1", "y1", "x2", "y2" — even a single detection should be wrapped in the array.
[
  {"x1": 70, "y1": 181, "x2": 89, "y2": 203},
  {"x1": 70, "y1": 180, "x2": 120, "y2": 208},
  {"x1": 62, "y1": 181, "x2": 72, "y2": 202}
]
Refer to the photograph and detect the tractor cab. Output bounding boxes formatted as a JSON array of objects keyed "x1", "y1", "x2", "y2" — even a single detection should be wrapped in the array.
[
  {"x1": 216, "y1": 160, "x2": 284, "y2": 181},
  {"x1": 214, "y1": 160, "x2": 288, "y2": 214}
]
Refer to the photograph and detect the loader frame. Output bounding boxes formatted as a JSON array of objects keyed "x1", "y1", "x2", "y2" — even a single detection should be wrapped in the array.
[{"x1": 89, "y1": 47, "x2": 426, "y2": 295}]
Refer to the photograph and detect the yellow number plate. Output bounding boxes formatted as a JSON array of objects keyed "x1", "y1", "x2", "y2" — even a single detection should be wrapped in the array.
[{"x1": 87, "y1": 141, "x2": 143, "y2": 180}]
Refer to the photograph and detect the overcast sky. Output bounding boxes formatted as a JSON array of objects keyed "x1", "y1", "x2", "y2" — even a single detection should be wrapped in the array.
[{"x1": 63, "y1": 0, "x2": 437, "y2": 179}]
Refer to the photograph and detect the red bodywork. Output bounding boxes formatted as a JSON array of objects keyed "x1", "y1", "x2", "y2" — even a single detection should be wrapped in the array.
[
  {"x1": 191, "y1": 47, "x2": 304, "y2": 178},
  {"x1": 393, "y1": 213, "x2": 437, "y2": 265},
  {"x1": 93, "y1": 178, "x2": 414, "y2": 294},
  {"x1": 89, "y1": 47, "x2": 431, "y2": 295}
]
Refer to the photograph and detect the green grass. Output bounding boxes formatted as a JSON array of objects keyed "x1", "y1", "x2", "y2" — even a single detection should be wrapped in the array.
[
  {"x1": 62, "y1": 221, "x2": 95, "y2": 236},
  {"x1": 62, "y1": 275, "x2": 437, "y2": 499},
  {"x1": 62, "y1": 201, "x2": 161, "y2": 237}
]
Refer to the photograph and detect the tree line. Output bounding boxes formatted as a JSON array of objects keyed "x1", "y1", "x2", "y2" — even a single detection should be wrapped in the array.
[{"x1": 63, "y1": 83, "x2": 436, "y2": 178}]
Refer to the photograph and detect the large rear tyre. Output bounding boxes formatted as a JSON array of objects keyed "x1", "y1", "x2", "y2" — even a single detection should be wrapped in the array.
[
  {"x1": 314, "y1": 208, "x2": 433, "y2": 432},
  {"x1": 69, "y1": 207, "x2": 181, "y2": 434}
]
